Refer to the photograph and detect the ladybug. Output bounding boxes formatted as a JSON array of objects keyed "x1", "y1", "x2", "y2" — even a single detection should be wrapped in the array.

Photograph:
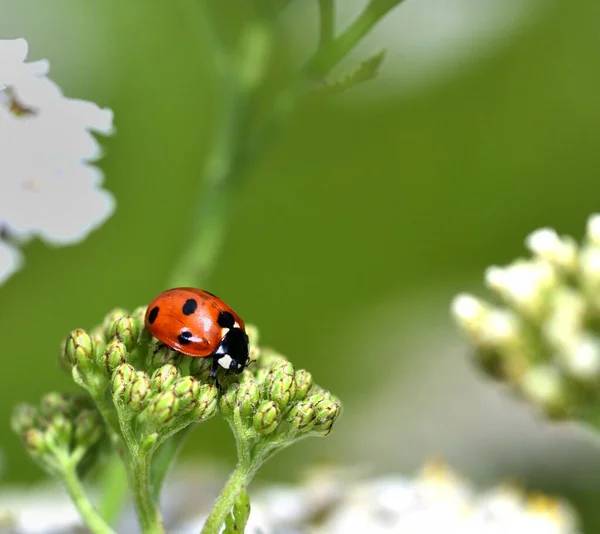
[{"x1": 144, "y1": 288, "x2": 250, "y2": 382}]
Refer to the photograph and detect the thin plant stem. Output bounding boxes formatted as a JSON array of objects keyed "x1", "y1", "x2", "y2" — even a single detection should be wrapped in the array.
[
  {"x1": 129, "y1": 452, "x2": 165, "y2": 534},
  {"x1": 318, "y1": 0, "x2": 335, "y2": 49},
  {"x1": 200, "y1": 462, "x2": 255, "y2": 534},
  {"x1": 307, "y1": 0, "x2": 407, "y2": 77},
  {"x1": 61, "y1": 460, "x2": 117, "y2": 534}
]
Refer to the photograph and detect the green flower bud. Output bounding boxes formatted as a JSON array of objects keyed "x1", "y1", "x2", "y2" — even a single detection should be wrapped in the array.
[
  {"x1": 312, "y1": 395, "x2": 342, "y2": 436},
  {"x1": 89, "y1": 327, "x2": 106, "y2": 358},
  {"x1": 74, "y1": 410, "x2": 103, "y2": 448},
  {"x1": 39, "y1": 393, "x2": 69, "y2": 418},
  {"x1": 24, "y1": 429, "x2": 47, "y2": 456},
  {"x1": 266, "y1": 362, "x2": 296, "y2": 409},
  {"x1": 294, "y1": 370, "x2": 313, "y2": 400},
  {"x1": 146, "y1": 391, "x2": 179, "y2": 424},
  {"x1": 151, "y1": 364, "x2": 180, "y2": 392},
  {"x1": 102, "y1": 308, "x2": 129, "y2": 335},
  {"x1": 140, "y1": 432, "x2": 159, "y2": 453},
  {"x1": 112, "y1": 363, "x2": 136, "y2": 397},
  {"x1": 192, "y1": 384, "x2": 219, "y2": 421},
  {"x1": 65, "y1": 329, "x2": 94, "y2": 373},
  {"x1": 236, "y1": 378, "x2": 259, "y2": 418},
  {"x1": 190, "y1": 356, "x2": 213, "y2": 381},
  {"x1": 286, "y1": 400, "x2": 316, "y2": 432},
  {"x1": 253, "y1": 368, "x2": 270, "y2": 385},
  {"x1": 173, "y1": 376, "x2": 200, "y2": 409},
  {"x1": 11, "y1": 405, "x2": 38, "y2": 435},
  {"x1": 128, "y1": 372, "x2": 151, "y2": 411},
  {"x1": 258, "y1": 348, "x2": 288, "y2": 370},
  {"x1": 131, "y1": 305, "x2": 147, "y2": 327},
  {"x1": 253, "y1": 400, "x2": 280, "y2": 434},
  {"x1": 47, "y1": 413, "x2": 73, "y2": 445},
  {"x1": 110, "y1": 316, "x2": 138, "y2": 350},
  {"x1": 219, "y1": 383, "x2": 239, "y2": 417},
  {"x1": 150, "y1": 343, "x2": 181, "y2": 369},
  {"x1": 100, "y1": 339, "x2": 128, "y2": 376}
]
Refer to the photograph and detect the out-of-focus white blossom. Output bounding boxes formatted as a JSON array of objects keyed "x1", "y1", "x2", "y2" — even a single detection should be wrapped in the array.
[
  {"x1": 0, "y1": 37, "x2": 114, "y2": 284},
  {"x1": 0, "y1": 462, "x2": 580, "y2": 534},
  {"x1": 452, "y1": 214, "x2": 600, "y2": 420},
  {"x1": 244, "y1": 462, "x2": 578, "y2": 534},
  {"x1": 485, "y1": 260, "x2": 556, "y2": 319},
  {"x1": 526, "y1": 228, "x2": 578, "y2": 272}
]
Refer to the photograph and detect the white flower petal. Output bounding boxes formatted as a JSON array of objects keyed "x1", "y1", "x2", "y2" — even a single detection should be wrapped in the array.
[{"x1": 0, "y1": 37, "x2": 115, "y2": 259}]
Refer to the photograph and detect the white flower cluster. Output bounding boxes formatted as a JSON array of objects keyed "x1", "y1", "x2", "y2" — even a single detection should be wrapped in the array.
[
  {"x1": 174, "y1": 462, "x2": 579, "y2": 534},
  {"x1": 0, "y1": 38, "x2": 114, "y2": 285},
  {"x1": 0, "y1": 462, "x2": 578, "y2": 534},
  {"x1": 452, "y1": 215, "x2": 600, "y2": 419}
]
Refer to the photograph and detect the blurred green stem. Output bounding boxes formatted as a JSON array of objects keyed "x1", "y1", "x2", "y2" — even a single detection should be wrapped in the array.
[
  {"x1": 61, "y1": 458, "x2": 116, "y2": 534},
  {"x1": 307, "y1": 0, "x2": 406, "y2": 77},
  {"x1": 168, "y1": 80, "x2": 251, "y2": 288},
  {"x1": 318, "y1": 0, "x2": 335, "y2": 49}
]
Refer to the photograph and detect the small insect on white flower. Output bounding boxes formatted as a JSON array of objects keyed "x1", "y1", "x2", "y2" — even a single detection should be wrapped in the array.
[{"x1": 0, "y1": 38, "x2": 115, "y2": 284}]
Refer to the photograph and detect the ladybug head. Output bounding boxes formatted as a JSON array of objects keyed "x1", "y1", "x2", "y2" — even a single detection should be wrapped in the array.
[{"x1": 214, "y1": 328, "x2": 250, "y2": 374}]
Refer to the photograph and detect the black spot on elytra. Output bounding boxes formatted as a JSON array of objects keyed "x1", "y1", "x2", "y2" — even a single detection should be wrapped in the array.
[
  {"x1": 148, "y1": 306, "x2": 159, "y2": 324},
  {"x1": 217, "y1": 311, "x2": 235, "y2": 328},
  {"x1": 178, "y1": 330, "x2": 193, "y2": 345},
  {"x1": 182, "y1": 298, "x2": 198, "y2": 315}
]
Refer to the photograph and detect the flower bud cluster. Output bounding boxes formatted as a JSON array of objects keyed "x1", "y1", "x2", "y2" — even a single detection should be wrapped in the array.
[
  {"x1": 219, "y1": 330, "x2": 341, "y2": 441},
  {"x1": 11, "y1": 393, "x2": 104, "y2": 471},
  {"x1": 452, "y1": 215, "x2": 600, "y2": 420},
  {"x1": 60, "y1": 306, "x2": 148, "y2": 393}
]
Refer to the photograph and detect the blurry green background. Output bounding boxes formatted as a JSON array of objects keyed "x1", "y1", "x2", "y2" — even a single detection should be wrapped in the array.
[{"x1": 3, "y1": 0, "x2": 600, "y2": 529}]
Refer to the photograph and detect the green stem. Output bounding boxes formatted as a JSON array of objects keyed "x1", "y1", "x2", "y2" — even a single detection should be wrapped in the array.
[
  {"x1": 61, "y1": 461, "x2": 116, "y2": 534},
  {"x1": 129, "y1": 452, "x2": 165, "y2": 534},
  {"x1": 318, "y1": 0, "x2": 335, "y2": 49},
  {"x1": 168, "y1": 80, "x2": 250, "y2": 288},
  {"x1": 307, "y1": 0, "x2": 406, "y2": 77},
  {"x1": 200, "y1": 462, "x2": 255, "y2": 534},
  {"x1": 97, "y1": 455, "x2": 128, "y2": 525}
]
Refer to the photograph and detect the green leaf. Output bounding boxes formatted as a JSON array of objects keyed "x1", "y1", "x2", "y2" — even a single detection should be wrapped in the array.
[{"x1": 319, "y1": 49, "x2": 387, "y2": 94}]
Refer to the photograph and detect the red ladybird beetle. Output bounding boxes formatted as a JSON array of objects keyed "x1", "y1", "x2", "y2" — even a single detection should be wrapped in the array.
[{"x1": 144, "y1": 288, "x2": 250, "y2": 382}]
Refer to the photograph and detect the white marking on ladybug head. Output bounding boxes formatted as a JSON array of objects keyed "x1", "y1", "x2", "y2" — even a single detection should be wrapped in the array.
[
  {"x1": 218, "y1": 354, "x2": 233, "y2": 369},
  {"x1": 221, "y1": 327, "x2": 230, "y2": 338},
  {"x1": 234, "y1": 321, "x2": 240, "y2": 328}
]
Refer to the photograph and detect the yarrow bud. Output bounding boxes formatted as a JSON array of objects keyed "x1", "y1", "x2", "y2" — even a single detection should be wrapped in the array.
[
  {"x1": 192, "y1": 384, "x2": 219, "y2": 421},
  {"x1": 237, "y1": 378, "x2": 260, "y2": 418},
  {"x1": 110, "y1": 316, "x2": 138, "y2": 350},
  {"x1": 173, "y1": 376, "x2": 200, "y2": 409},
  {"x1": 65, "y1": 329, "x2": 94, "y2": 373},
  {"x1": 128, "y1": 372, "x2": 151, "y2": 411},
  {"x1": 102, "y1": 308, "x2": 129, "y2": 336},
  {"x1": 253, "y1": 400, "x2": 280, "y2": 434},
  {"x1": 112, "y1": 363, "x2": 136, "y2": 397},
  {"x1": 265, "y1": 361, "x2": 297, "y2": 410},
  {"x1": 100, "y1": 338, "x2": 128, "y2": 375},
  {"x1": 151, "y1": 364, "x2": 180, "y2": 392},
  {"x1": 294, "y1": 369, "x2": 313, "y2": 400}
]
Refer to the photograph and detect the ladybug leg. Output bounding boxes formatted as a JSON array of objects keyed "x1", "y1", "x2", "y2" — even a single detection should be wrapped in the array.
[{"x1": 209, "y1": 354, "x2": 223, "y2": 392}]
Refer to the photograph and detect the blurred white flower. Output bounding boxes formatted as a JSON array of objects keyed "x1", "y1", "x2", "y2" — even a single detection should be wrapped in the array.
[
  {"x1": 242, "y1": 462, "x2": 578, "y2": 534},
  {"x1": 0, "y1": 37, "x2": 114, "y2": 283}
]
